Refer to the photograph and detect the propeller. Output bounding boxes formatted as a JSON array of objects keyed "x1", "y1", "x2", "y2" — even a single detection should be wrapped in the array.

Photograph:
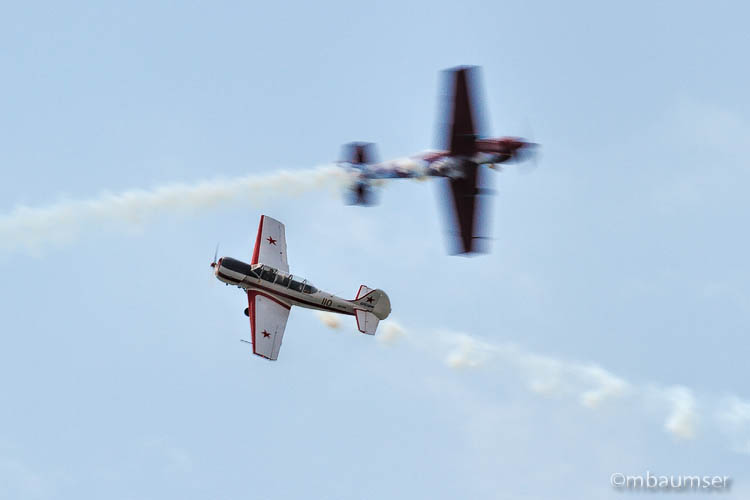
[
  {"x1": 513, "y1": 121, "x2": 540, "y2": 174},
  {"x1": 487, "y1": 140, "x2": 539, "y2": 173},
  {"x1": 210, "y1": 243, "x2": 219, "y2": 268},
  {"x1": 514, "y1": 142, "x2": 540, "y2": 174}
]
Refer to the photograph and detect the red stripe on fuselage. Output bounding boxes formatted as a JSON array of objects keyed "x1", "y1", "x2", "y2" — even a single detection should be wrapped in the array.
[
  {"x1": 218, "y1": 268, "x2": 355, "y2": 316},
  {"x1": 241, "y1": 277, "x2": 354, "y2": 316},
  {"x1": 250, "y1": 282, "x2": 354, "y2": 315}
]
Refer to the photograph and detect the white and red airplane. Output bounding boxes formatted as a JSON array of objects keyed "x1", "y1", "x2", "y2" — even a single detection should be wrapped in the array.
[
  {"x1": 338, "y1": 66, "x2": 538, "y2": 254},
  {"x1": 212, "y1": 215, "x2": 391, "y2": 360}
]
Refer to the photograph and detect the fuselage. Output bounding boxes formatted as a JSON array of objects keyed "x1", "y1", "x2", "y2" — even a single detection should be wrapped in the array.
[
  {"x1": 214, "y1": 257, "x2": 376, "y2": 317},
  {"x1": 349, "y1": 136, "x2": 533, "y2": 181},
  {"x1": 422, "y1": 137, "x2": 530, "y2": 175}
]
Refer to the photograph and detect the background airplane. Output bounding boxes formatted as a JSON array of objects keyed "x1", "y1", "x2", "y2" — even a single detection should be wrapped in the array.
[
  {"x1": 211, "y1": 215, "x2": 392, "y2": 360},
  {"x1": 338, "y1": 66, "x2": 538, "y2": 254}
]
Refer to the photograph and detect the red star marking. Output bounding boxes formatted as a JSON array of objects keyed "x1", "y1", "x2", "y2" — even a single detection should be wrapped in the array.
[
  {"x1": 262, "y1": 330, "x2": 271, "y2": 338},
  {"x1": 366, "y1": 296, "x2": 374, "y2": 303},
  {"x1": 266, "y1": 236, "x2": 277, "y2": 245}
]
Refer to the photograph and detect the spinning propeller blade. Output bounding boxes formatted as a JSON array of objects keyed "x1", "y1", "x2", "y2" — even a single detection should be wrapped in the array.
[
  {"x1": 514, "y1": 122, "x2": 540, "y2": 174},
  {"x1": 211, "y1": 243, "x2": 219, "y2": 268}
]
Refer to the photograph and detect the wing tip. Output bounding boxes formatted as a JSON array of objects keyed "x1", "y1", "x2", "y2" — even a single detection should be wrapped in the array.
[{"x1": 252, "y1": 351, "x2": 277, "y2": 361}]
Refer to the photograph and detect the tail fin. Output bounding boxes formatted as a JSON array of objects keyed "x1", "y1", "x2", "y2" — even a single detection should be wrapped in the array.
[{"x1": 353, "y1": 285, "x2": 391, "y2": 335}]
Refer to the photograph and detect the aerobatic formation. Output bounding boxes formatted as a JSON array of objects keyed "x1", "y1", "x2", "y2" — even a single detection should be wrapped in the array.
[{"x1": 216, "y1": 66, "x2": 538, "y2": 360}]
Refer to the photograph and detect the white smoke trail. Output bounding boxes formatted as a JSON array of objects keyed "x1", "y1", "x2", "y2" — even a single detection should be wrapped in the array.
[
  {"x1": 433, "y1": 330, "x2": 750, "y2": 449},
  {"x1": 315, "y1": 317, "x2": 750, "y2": 453},
  {"x1": 0, "y1": 165, "x2": 346, "y2": 254},
  {"x1": 315, "y1": 311, "x2": 342, "y2": 330},
  {"x1": 313, "y1": 313, "x2": 405, "y2": 343},
  {"x1": 717, "y1": 397, "x2": 750, "y2": 454},
  {"x1": 438, "y1": 331, "x2": 630, "y2": 408},
  {"x1": 661, "y1": 386, "x2": 698, "y2": 440},
  {"x1": 377, "y1": 321, "x2": 406, "y2": 346}
]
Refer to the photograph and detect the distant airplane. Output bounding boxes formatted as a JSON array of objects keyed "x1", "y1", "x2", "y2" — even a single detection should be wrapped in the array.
[
  {"x1": 212, "y1": 215, "x2": 391, "y2": 360},
  {"x1": 338, "y1": 66, "x2": 538, "y2": 254}
]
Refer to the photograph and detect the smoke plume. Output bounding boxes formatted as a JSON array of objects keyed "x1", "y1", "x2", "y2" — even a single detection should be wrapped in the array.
[
  {"x1": 314, "y1": 315, "x2": 750, "y2": 453},
  {"x1": 315, "y1": 311, "x2": 342, "y2": 330},
  {"x1": 0, "y1": 166, "x2": 345, "y2": 254}
]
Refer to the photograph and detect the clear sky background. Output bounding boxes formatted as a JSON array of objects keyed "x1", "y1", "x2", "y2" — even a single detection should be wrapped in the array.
[{"x1": 1, "y1": 1, "x2": 749, "y2": 498}]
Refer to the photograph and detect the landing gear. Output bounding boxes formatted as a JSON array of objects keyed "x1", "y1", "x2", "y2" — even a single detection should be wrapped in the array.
[{"x1": 244, "y1": 307, "x2": 249, "y2": 317}]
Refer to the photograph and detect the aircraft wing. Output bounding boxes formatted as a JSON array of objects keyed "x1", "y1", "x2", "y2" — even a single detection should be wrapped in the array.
[
  {"x1": 251, "y1": 215, "x2": 289, "y2": 273},
  {"x1": 446, "y1": 67, "x2": 479, "y2": 156},
  {"x1": 443, "y1": 162, "x2": 491, "y2": 254},
  {"x1": 247, "y1": 291, "x2": 291, "y2": 361}
]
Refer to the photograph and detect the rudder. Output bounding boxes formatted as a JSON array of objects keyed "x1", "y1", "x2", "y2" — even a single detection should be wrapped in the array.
[{"x1": 352, "y1": 285, "x2": 391, "y2": 334}]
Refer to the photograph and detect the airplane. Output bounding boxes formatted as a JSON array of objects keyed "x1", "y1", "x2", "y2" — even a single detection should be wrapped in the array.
[
  {"x1": 211, "y1": 215, "x2": 392, "y2": 360},
  {"x1": 338, "y1": 66, "x2": 538, "y2": 254}
]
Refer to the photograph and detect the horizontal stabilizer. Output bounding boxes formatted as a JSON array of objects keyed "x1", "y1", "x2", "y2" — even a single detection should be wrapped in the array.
[
  {"x1": 346, "y1": 179, "x2": 377, "y2": 206},
  {"x1": 342, "y1": 142, "x2": 378, "y2": 165},
  {"x1": 354, "y1": 309, "x2": 379, "y2": 335}
]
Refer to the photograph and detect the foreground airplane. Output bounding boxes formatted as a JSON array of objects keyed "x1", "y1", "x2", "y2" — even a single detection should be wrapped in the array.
[
  {"x1": 212, "y1": 215, "x2": 391, "y2": 360},
  {"x1": 339, "y1": 66, "x2": 538, "y2": 254}
]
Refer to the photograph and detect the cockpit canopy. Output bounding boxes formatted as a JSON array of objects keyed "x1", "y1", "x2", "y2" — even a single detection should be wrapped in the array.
[
  {"x1": 219, "y1": 258, "x2": 318, "y2": 294},
  {"x1": 250, "y1": 264, "x2": 318, "y2": 294}
]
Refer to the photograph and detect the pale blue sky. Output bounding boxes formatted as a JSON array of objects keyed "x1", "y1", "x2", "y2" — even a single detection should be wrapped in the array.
[{"x1": 1, "y1": 1, "x2": 749, "y2": 498}]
